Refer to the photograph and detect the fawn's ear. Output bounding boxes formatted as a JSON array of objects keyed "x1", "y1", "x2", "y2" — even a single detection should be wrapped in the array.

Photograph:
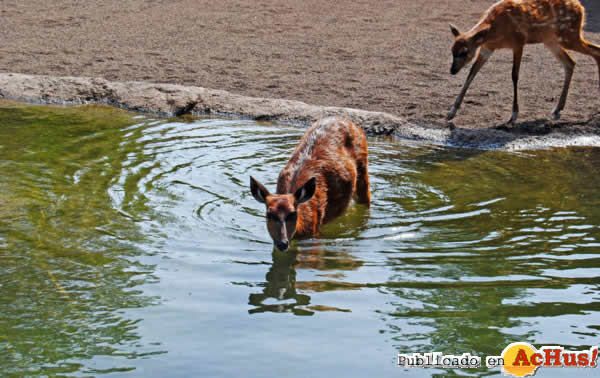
[
  {"x1": 250, "y1": 176, "x2": 270, "y2": 204},
  {"x1": 450, "y1": 24, "x2": 461, "y2": 37},
  {"x1": 473, "y1": 25, "x2": 491, "y2": 45},
  {"x1": 294, "y1": 177, "x2": 316, "y2": 204}
]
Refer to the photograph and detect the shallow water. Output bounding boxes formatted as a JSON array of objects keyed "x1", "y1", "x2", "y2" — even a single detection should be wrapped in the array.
[{"x1": 1, "y1": 101, "x2": 599, "y2": 377}]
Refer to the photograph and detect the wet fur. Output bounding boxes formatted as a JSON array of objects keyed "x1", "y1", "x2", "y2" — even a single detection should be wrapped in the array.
[{"x1": 276, "y1": 117, "x2": 370, "y2": 237}]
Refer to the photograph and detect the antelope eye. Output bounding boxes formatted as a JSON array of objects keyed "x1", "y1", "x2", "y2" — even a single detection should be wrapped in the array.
[
  {"x1": 267, "y1": 213, "x2": 280, "y2": 222},
  {"x1": 286, "y1": 212, "x2": 297, "y2": 222}
]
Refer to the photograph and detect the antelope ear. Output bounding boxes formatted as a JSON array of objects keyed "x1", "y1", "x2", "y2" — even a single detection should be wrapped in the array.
[
  {"x1": 294, "y1": 177, "x2": 316, "y2": 204},
  {"x1": 250, "y1": 176, "x2": 270, "y2": 204},
  {"x1": 450, "y1": 23, "x2": 461, "y2": 37},
  {"x1": 474, "y1": 25, "x2": 491, "y2": 45}
]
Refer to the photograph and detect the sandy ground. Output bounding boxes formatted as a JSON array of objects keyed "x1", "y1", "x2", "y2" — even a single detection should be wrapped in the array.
[{"x1": 1, "y1": 0, "x2": 600, "y2": 129}]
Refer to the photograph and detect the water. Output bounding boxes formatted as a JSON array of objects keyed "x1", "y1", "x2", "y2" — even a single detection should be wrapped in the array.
[{"x1": 1, "y1": 100, "x2": 599, "y2": 377}]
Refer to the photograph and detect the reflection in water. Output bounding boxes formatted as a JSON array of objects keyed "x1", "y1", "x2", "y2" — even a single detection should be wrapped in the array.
[
  {"x1": 249, "y1": 204, "x2": 369, "y2": 315},
  {"x1": 2, "y1": 101, "x2": 600, "y2": 377},
  {"x1": 248, "y1": 252, "x2": 311, "y2": 315},
  {"x1": 247, "y1": 141, "x2": 600, "y2": 376}
]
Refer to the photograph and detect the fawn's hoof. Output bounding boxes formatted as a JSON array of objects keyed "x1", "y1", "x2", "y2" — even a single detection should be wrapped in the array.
[
  {"x1": 507, "y1": 111, "x2": 519, "y2": 125},
  {"x1": 552, "y1": 108, "x2": 562, "y2": 121},
  {"x1": 446, "y1": 107, "x2": 457, "y2": 121}
]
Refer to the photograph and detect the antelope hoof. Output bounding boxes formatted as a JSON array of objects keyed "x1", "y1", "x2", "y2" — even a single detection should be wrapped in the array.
[
  {"x1": 507, "y1": 111, "x2": 518, "y2": 125},
  {"x1": 447, "y1": 107, "x2": 457, "y2": 121}
]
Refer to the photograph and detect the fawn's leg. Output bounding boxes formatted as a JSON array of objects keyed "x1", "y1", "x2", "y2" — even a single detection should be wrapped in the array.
[
  {"x1": 509, "y1": 44, "x2": 524, "y2": 124},
  {"x1": 566, "y1": 38, "x2": 600, "y2": 88},
  {"x1": 447, "y1": 48, "x2": 493, "y2": 121},
  {"x1": 546, "y1": 43, "x2": 575, "y2": 120}
]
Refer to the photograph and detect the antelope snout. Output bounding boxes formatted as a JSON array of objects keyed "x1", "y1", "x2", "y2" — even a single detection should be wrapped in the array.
[{"x1": 275, "y1": 239, "x2": 289, "y2": 251}]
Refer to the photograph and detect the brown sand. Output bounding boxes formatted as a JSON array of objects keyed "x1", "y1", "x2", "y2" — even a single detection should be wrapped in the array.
[{"x1": 1, "y1": 0, "x2": 600, "y2": 129}]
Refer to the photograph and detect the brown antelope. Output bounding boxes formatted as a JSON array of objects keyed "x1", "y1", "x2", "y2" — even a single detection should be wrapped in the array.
[
  {"x1": 447, "y1": 0, "x2": 600, "y2": 123},
  {"x1": 250, "y1": 117, "x2": 370, "y2": 252}
]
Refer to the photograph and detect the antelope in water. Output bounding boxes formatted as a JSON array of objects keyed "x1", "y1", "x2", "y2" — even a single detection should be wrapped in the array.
[
  {"x1": 447, "y1": 0, "x2": 600, "y2": 123},
  {"x1": 249, "y1": 117, "x2": 370, "y2": 252}
]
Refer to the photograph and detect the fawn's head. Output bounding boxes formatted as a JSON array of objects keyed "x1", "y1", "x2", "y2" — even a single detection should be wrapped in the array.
[
  {"x1": 250, "y1": 176, "x2": 316, "y2": 251},
  {"x1": 449, "y1": 24, "x2": 490, "y2": 75}
]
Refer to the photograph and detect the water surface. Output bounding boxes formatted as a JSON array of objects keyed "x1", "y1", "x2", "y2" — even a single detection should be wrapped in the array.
[{"x1": 1, "y1": 101, "x2": 599, "y2": 377}]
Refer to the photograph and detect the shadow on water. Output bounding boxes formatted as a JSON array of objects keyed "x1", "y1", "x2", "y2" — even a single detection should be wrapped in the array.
[
  {"x1": 0, "y1": 103, "x2": 166, "y2": 375},
  {"x1": 582, "y1": 0, "x2": 600, "y2": 33}
]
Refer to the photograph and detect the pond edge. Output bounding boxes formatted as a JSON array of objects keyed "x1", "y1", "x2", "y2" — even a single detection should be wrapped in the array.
[{"x1": 1, "y1": 72, "x2": 600, "y2": 150}]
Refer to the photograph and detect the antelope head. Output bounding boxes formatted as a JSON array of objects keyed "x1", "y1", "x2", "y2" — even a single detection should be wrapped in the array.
[
  {"x1": 250, "y1": 176, "x2": 316, "y2": 251},
  {"x1": 449, "y1": 24, "x2": 491, "y2": 75}
]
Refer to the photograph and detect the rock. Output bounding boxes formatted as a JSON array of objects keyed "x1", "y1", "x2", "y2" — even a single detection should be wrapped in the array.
[{"x1": 1, "y1": 73, "x2": 600, "y2": 150}]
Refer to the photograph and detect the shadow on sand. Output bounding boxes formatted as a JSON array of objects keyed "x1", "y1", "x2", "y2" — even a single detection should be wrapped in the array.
[{"x1": 443, "y1": 112, "x2": 600, "y2": 150}]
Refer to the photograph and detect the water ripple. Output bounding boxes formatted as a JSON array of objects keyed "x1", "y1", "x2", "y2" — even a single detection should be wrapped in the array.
[{"x1": 3, "y1": 104, "x2": 600, "y2": 377}]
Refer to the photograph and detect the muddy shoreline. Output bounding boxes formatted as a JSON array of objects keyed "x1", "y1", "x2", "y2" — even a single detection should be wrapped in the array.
[{"x1": 2, "y1": 72, "x2": 600, "y2": 150}]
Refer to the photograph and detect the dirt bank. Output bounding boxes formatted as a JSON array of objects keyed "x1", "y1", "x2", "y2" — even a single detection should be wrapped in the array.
[
  {"x1": 2, "y1": 0, "x2": 600, "y2": 127},
  {"x1": 2, "y1": 72, "x2": 600, "y2": 150}
]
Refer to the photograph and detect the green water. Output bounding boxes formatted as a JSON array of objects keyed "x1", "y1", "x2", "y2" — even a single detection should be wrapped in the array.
[{"x1": 1, "y1": 100, "x2": 599, "y2": 377}]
